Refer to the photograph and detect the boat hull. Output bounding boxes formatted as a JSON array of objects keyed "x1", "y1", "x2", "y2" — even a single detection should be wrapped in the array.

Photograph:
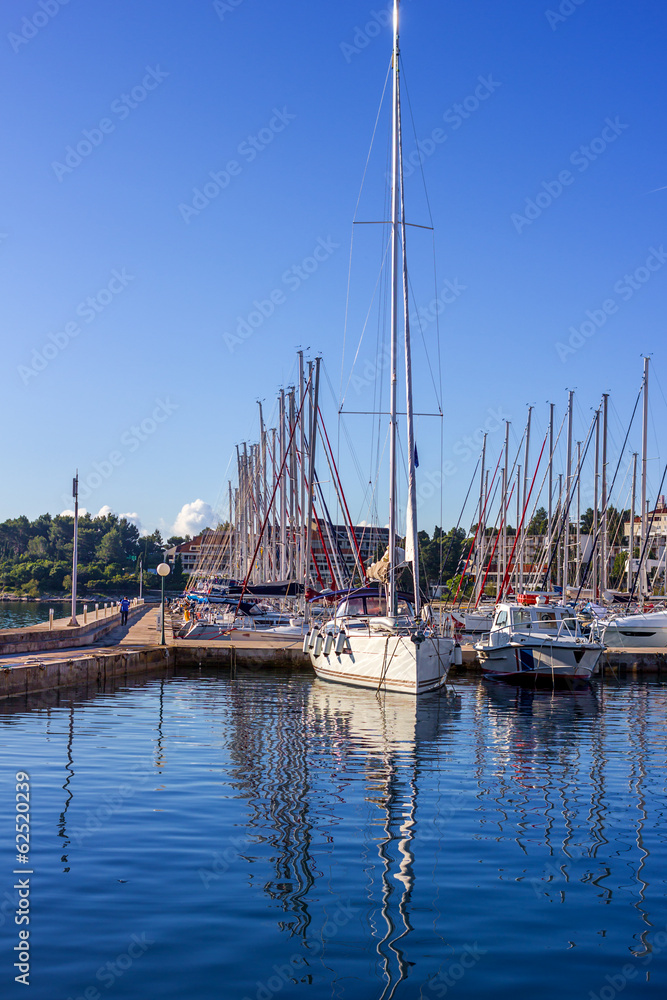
[
  {"x1": 476, "y1": 641, "x2": 602, "y2": 681},
  {"x1": 309, "y1": 633, "x2": 453, "y2": 694},
  {"x1": 602, "y1": 611, "x2": 667, "y2": 648}
]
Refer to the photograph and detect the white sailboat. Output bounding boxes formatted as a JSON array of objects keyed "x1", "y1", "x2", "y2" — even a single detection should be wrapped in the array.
[{"x1": 306, "y1": 0, "x2": 457, "y2": 695}]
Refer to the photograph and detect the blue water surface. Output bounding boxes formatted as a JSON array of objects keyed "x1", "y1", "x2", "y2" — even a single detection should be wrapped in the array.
[{"x1": 0, "y1": 667, "x2": 666, "y2": 1000}]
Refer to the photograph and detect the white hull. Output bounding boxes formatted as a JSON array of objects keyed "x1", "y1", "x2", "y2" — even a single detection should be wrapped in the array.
[
  {"x1": 477, "y1": 642, "x2": 602, "y2": 680},
  {"x1": 602, "y1": 610, "x2": 667, "y2": 648},
  {"x1": 309, "y1": 632, "x2": 454, "y2": 694}
]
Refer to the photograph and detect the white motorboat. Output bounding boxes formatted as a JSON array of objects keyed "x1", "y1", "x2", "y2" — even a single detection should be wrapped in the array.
[
  {"x1": 600, "y1": 607, "x2": 667, "y2": 648},
  {"x1": 475, "y1": 602, "x2": 604, "y2": 683},
  {"x1": 306, "y1": 1, "x2": 457, "y2": 694}
]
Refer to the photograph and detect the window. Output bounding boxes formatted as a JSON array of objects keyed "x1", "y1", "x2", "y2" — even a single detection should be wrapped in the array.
[
  {"x1": 365, "y1": 597, "x2": 387, "y2": 616},
  {"x1": 495, "y1": 610, "x2": 508, "y2": 628}
]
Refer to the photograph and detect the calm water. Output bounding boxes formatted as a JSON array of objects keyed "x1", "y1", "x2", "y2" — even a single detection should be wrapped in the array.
[
  {"x1": 0, "y1": 602, "x2": 90, "y2": 630},
  {"x1": 1, "y1": 668, "x2": 666, "y2": 1000}
]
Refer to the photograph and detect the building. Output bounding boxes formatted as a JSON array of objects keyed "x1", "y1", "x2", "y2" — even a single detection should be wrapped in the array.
[{"x1": 165, "y1": 530, "x2": 232, "y2": 576}]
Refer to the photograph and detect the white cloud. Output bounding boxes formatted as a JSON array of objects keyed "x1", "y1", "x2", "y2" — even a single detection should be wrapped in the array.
[
  {"x1": 172, "y1": 499, "x2": 217, "y2": 537},
  {"x1": 97, "y1": 505, "x2": 114, "y2": 518},
  {"x1": 120, "y1": 511, "x2": 143, "y2": 530},
  {"x1": 60, "y1": 508, "x2": 88, "y2": 517}
]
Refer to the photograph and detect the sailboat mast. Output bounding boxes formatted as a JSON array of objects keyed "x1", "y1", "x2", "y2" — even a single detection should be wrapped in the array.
[
  {"x1": 563, "y1": 389, "x2": 573, "y2": 597},
  {"x1": 640, "y1": 356, "x2": 649, "y2": 598},
  {"x1": 601, "y1": 392, "x2": 609, "y2": 593},
  {"x1": 396, "y1": 38, "x2": 420, "y2": 614},
  {"x1": 387, "y1": 0, "x2": 400, "y2": 617},
  {"x1": 629, "y1": 451, "x2": 637, "y2": 592}
]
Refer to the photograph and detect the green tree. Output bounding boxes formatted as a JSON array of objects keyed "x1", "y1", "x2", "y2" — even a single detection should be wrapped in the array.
[
  {"x1": 97, "y1": 528, "x2": 126, "y2": 565},
  {"x1": 527, "y1": 507, "x2": 548, "y2": 535}
]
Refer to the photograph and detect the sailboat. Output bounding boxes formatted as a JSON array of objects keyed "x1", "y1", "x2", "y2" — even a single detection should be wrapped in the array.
[{"x1": 306, "y1": 0, "x2": 457, "y2": 694}]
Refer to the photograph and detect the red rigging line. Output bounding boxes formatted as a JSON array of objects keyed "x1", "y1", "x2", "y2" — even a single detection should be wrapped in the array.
[
  {"x1": 318, "y1": 405, "x2": 368, "y2": 582},
  {"x1": 474, "y1": 478, "x2": 517, "y2": 608},
  {"x1": 497, "y1": 429, "x2": 549, "y2": 603},
  {"x1": 452, "y1": 447, "x2": 503, "y2": 605},
  {"x1": 312, "y1": 506, "x2": 337, "y2": 590}
]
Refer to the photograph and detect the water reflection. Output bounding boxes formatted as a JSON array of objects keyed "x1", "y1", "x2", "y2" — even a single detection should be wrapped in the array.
[
  {"x1": 305, "y1": 682, "x2": 461, "y2": 997},
  {"x1": 1, "y1": 671, "x2": 667, "y2": 999}
]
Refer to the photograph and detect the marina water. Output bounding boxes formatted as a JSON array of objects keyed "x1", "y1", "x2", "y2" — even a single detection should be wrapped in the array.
[{"x1": 1, "y1": 668, "x2": 665, "y2": 999}]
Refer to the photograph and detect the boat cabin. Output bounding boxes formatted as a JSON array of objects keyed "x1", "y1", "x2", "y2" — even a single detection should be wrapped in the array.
[{"x1": 491, "y1": 603, "x2": 578, "y2": 635}]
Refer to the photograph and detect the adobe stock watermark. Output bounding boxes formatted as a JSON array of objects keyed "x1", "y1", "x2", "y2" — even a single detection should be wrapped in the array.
[
  {"x1": 425, "y1": 942, "x2": 487, "y2": 997},
  {"x1": 52, "y1": 66, "x2": 169, "y2": 181},
  {"x1": 511, "y1": 117, "x2": 629, "y2": 234},
  {"x1": 416, "y1": 408, "x2": 510, "y2": 506},
  {"x1": 416, "y1": 408, "x2": 510, "y2": 508},
  {"x1": 351, "y1": 277, "x2": 467, "y2": 395},
  {"x1": 68, "y1": 765, "x2": 153, "y2": 845},
  {"x1": 545, "y1": 0, "x2": 587, "y2": 31},
  {"x1": 556, "y1": 246, "x2": 667, "y2": 362},
  {"x1": 198, "y1": 838, "x2": 250, "y2": 888},
  {"x1": 213, "y1": 0, "x2": 246, "y2": 21},
  {"x1": 223, "y1": 237, "x2": 339, "y2": 352},
  {"x1": 242, "y1": 899, "x2": 357, "y2": 1000},
  {"x1": 393, "y1": 76, "x2": 501, "y2": 184},
  {"x1": 59, "y1": 398, "x2": 178, "y2": 507},
  {"x1": 65, "y1": 932, "x2": 154, "y2": 1000},
  {"x1": 178, "y1": 107, "x2": 295, "y2": 224},
  {"x1": 8, "y1": 0, "x2": 71, "y2": 54},
  {"x1": 17, "y1": 268, "x2": 135, "y2": 385},
  {"x1": 340, "y1": 1, "x2": 415, "y2": 63},
  {"x1": 589, "y1": 923, "x2": 667, "y2": 1000}
]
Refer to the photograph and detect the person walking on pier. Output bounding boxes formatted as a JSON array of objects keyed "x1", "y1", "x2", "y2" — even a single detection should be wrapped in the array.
[{"x1": 120, "y1": 597, "x2": 130, "y2": 626}]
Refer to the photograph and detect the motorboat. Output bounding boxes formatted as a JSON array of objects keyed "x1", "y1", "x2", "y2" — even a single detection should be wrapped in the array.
[
  {"x1": 600, "y1": 607, "x2": 667, "y2": 648},
  {"x1": 475, "y1": 602, "x2": 604, "y2": 683}
]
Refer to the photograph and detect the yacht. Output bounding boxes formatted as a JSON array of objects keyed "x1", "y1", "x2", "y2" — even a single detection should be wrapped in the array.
[{"x1": 475, "y1": 602, "x2": 604, "y2": 683}]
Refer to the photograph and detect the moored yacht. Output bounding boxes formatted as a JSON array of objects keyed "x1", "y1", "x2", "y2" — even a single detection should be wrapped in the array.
[
  {"x1": 475, "y1": 602, "x2": 604, "y2": 683},
  {"x1": 305, "y1": 588, "x2": 459, "y2": 695}
]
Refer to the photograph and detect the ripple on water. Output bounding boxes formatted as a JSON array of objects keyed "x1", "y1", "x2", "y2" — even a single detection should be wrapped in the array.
[{"x1": 1, "y1": 671, "x2": 666, "y2": 1000}]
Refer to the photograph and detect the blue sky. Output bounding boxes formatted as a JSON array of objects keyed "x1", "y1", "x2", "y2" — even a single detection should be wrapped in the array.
[{"x1": 1, "y1": 0, "x2": 665, "y2": 538}]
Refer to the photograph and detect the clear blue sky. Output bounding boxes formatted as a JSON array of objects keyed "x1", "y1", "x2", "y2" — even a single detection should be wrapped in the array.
[{"x1": 1, "y1": 0, "x2": 665, "y2": 538}]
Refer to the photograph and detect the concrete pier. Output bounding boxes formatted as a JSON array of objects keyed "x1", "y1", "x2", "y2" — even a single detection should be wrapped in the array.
[{"x1": 0, "y1": 607, "x2": 665, "y2": 699}]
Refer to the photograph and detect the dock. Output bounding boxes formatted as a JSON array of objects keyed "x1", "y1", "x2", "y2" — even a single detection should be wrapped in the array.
[{"x1": 0, "y1": 607, "x2": 665, "y2": 700}]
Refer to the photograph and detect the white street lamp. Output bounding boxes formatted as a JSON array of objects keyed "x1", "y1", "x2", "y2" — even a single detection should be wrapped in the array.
[{"x1": 157, "y1": 562, "x2": 170, "y2": 645}]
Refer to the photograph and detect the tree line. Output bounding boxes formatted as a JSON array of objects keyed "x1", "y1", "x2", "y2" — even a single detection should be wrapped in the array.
[{"x1": 0, "y1": 512, "x2": 186, "y2": 598}]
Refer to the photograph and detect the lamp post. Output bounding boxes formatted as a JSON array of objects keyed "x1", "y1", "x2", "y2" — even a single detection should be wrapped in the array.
[{"x1": 157, "y1": 563, "x2": 170, "y2": 645}]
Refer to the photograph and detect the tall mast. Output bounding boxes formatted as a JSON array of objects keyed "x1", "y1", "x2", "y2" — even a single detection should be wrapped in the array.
[
  {"x1": 258, "y1": 402, "x2": 268, "y2": 582},
  {"x1": 387, "y1": 0, "x2": 400, "y2": 616},
  {"x1": 303, "y1": 358, "x2": 321, "y2": 595},
  {"x1": 629, "y1": 451, "x2": 637, "y2": 593},
  {"x1": 396, "y1": 40, "x2": 420, "y2": 614},
  {"x1": 640, "y1": 356, "x2": 649, "y2": 598},
  {"x1": 476, "y1": 434, "x2": 487, "y2": 602},
  {"x1": 271, "y1": 427, "x2": 278, "y2": 580},
  {"x1": 298, "y1": 350, "x2": 306, "y2": 586},
  {"x1": 576, "y1": 441, "x2": 581, "y2": 588},
  {"x1": 279, "y1": 390, "x2": 287, "y2": 579},
  {"x1": 502, "y1": 421, "x2": 510, "y2": 589},
  {"x1": 288, "y1": 389, "x2": 297, "y2": 579},
  {"x1": 600, "y1": 392, "x2": 609, "y2": 593},
  {"x1": 547, "y1": 402, "x2": 554, "y2": 577},
  {"x1": 520, "y1": 406, "x2": 532, "y2": 593},
  {"x1": 592, "y1": 410, "x2": 600, "y2": 598},
  {"x1": 563, "y1": 389, "x2": 573, "y2": 597}
]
